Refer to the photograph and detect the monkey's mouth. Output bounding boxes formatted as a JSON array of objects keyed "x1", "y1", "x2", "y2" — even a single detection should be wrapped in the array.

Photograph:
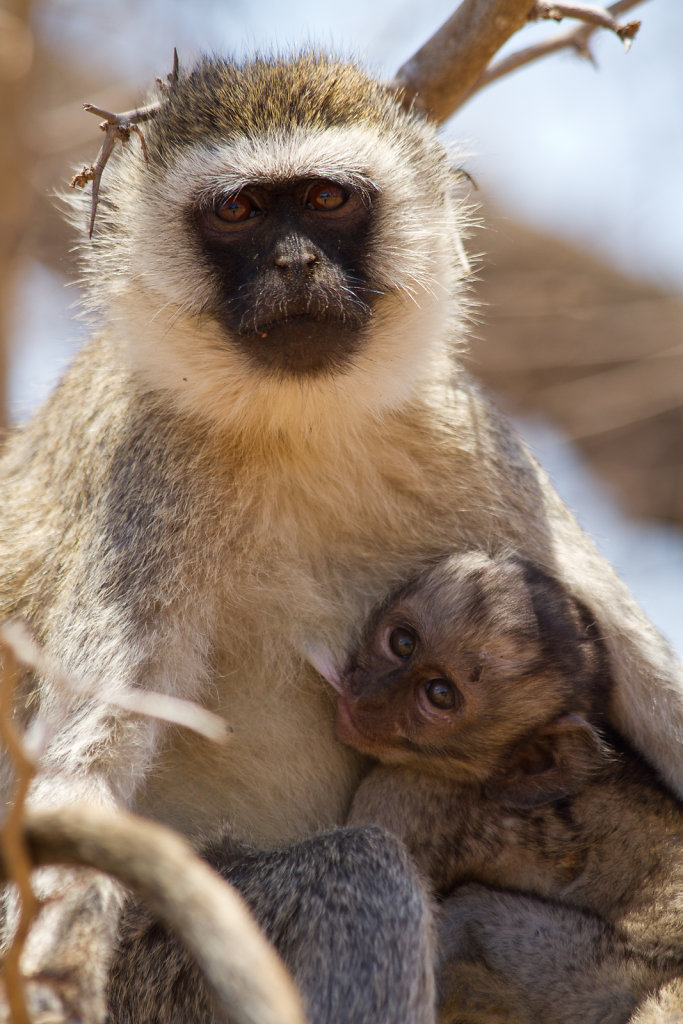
[
  {"x1": 335, "y1": 695, "x2": 399, "y2": 756},
  {"x1": 236, "y1": 316, "x2": 367, "y2": 378},
  {"x1": 252, "y1": 312, "x2": 329, "y2": 334}
]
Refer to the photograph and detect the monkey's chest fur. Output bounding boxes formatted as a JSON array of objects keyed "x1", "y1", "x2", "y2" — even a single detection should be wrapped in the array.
[{"x1": 133, "y1": 413, "x2": 485, "y2": 846}]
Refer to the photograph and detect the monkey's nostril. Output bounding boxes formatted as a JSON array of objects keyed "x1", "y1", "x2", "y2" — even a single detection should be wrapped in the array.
[{"x1": 273, "y1": 251, "x2": 319, "y2": 271}]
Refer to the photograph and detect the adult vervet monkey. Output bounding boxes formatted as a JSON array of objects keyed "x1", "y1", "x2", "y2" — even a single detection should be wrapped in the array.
[{"x1": 0, "y1": 50, "x2": 681, "y2": 1022}]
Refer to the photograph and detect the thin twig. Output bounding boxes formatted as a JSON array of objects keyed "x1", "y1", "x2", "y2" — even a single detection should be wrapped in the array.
[
  {"x1": 0, "y1": 642, "x2": 39, "y2": 1024},
  {"x1": 71, "y1": 49, "x2": 178, "y2": 237},
  {"x1": 467, "y1": 0, "x2": 647, "y2": 100},
  {"x1": 71, "y1": 106, "x2": 151, "y2": 240},
  {"x1": 531, "y1": 2, "x2": 641, "y2": 48}
]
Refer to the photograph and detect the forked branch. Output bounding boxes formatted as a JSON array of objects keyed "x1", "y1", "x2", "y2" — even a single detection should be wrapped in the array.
[
  {"x1": 70, "y1": 49, "x2": 179, "y2": 237},
  {"x1": 468, "y1": 0, "x2": 646, "y2": 100},
  {"x1": 395, "y1": 0, "x2": 646, "y2": 119}
]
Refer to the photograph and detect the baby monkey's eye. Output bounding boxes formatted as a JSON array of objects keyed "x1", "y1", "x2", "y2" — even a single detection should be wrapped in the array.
[
  {"x1": 425, "y1": 679, "x2": 457, "y2": 710},
  {"x1": 389, "y1": 627, "x2": 417, "y2": 659}
]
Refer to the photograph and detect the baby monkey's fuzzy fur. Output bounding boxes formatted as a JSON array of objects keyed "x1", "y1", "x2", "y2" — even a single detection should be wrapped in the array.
[
  {"x1": 0, "y1": 50, "x2": 681, "y2": 1024},
  {"x1": 343, "y1": 553, "x2": 683, "y2": 1023}
]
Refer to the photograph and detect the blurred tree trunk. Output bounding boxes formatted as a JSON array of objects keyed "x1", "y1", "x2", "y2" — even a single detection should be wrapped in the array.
[
  {"x1": 473, "y1": 208, "x2": 683, "y2": 525},
  {"x1": 0, "y1": 0, "x2": 34, "y2": 434}
]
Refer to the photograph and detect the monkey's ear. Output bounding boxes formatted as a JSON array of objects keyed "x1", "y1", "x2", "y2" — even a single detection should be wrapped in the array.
[{"x1": 484, "y1": 714, "x2": 609, "y2": 809}]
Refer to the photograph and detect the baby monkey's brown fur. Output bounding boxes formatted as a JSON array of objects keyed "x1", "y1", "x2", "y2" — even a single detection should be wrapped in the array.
[{"x1": 318, "y1": 552, "x2": 683, "y2": 1024}]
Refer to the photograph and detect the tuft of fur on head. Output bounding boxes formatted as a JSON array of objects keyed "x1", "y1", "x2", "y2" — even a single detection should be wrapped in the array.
[{"x1": 65, "y1": 51, "x2": 476, "y2": 438}]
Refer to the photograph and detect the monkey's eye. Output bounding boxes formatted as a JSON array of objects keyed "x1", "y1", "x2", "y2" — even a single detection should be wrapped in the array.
[
  {"x1": 305, "y1": 181, "x2": 348, "y2": 212},
  {"x1": 424, "y1": 679, "x2": 457, "y2": 710},
  {"x1": 389, "y1": 627, "x2": 417, "y2": 659},
  {"x1": 215, "y1": 193, "x2": 260, "y2": 223}
]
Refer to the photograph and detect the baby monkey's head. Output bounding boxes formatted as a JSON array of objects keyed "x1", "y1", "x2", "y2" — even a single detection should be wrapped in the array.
[{"x1": 315, "y1": 552, "x2": 611, "y2": 786}]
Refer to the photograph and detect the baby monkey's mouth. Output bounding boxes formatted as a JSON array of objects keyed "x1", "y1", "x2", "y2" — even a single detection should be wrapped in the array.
[
  {"x1": 335, "y1": 694, "x2": 404, "y2": 757},
  {"x1": 335, "y1": 694, "x2": 378, "y2": 751}
]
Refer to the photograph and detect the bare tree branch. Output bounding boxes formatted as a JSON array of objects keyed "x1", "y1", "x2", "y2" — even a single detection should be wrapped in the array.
[
  {"x1": 394, "y1": 0, "x2": 647, "y2": 120},
  {"x1": 0, "y1": 621, "x2": 230, "y2": 1020},
  {"x1": 0, "y1": 805, "x2": 308, "y2": 1024},
  {"x1": 73, "y1": 5, "x2": 650, "y2": 231},
  {"x1": 468, "y1": 0, "x2": 648, "y2": 100},
  {"x1": 395, "y1": 0, "x2": 533, "y2": 122},
  {"x1": 0, "y1": 627, "x2": 294, "y2": 1023}
]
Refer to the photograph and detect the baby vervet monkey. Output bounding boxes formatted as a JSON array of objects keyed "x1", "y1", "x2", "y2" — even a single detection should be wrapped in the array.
[{"x1": 311, "y1": 551, "x2": 683, "y2": 1024}]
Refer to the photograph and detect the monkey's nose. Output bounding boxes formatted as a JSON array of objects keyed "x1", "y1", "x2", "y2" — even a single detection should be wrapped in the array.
[{"x1": 273, "y1": 241, "x2": 319, "y2": 272}]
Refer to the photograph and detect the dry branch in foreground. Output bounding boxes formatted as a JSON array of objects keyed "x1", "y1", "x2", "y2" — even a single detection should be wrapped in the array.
[
  {"x1": 2, "y1": 620, "x2": 230, "y2": 745},
  {"x1": 0, "y1": 805, "x2": 307, "y2": 1024},
  {"x1": 0, "y1": 625, "x2": 242, "y2": 1024},
  {"x1": 0, "y1": 642, "x2": 38, "y2": 1024}
]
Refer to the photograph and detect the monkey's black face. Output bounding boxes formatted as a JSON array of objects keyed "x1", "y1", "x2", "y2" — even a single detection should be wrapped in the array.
[{"x1": 193, "y1": 178, "x2": 377, "y2": 377}]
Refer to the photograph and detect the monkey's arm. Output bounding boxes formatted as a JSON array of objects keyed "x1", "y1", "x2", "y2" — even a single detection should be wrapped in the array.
[
  {"x1": 346, "y1": 765, "x2": 476, "y2": 893},
  {"x1": 0, "y1": 351, "x2": 231, "y2": 1019},
  {"x1": 109, "y1": 825, "x2": 436, "y2": 1024}
]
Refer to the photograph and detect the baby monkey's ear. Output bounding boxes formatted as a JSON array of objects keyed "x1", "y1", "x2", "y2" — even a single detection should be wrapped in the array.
[{"x1": 484, "y1": 714, "x2": 610, "y2": 809}]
